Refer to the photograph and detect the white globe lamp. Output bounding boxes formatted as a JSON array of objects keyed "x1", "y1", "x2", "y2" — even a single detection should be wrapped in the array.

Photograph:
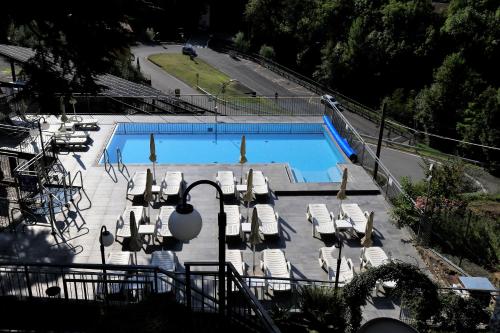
[{"x1": 168, "y1": 204, "x2": 203, "y2": 241}]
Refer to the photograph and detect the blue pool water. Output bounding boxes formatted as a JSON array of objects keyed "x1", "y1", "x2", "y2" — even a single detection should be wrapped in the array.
[{"x1": 103, "y1": 123, "x2": 346, "y2": 183}]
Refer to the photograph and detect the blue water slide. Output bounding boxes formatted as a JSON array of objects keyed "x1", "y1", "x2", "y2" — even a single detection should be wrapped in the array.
[{"x1": 323, "y1": 115, "x2": 358, "y2": 162}]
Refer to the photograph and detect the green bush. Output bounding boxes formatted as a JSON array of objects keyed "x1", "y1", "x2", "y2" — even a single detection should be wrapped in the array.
[
  {"x1": 298, "y1": 286, "x2": 347, "y2": 333},
  {"x1": 433, "y1": 292, "x2": 490, "y2": 332},
  {"x1": 259, "y1": 44, "x2": 276, "y2": 59},
  {"x1": 232, "y1": 32, "x2": 250, "y2": 53}
]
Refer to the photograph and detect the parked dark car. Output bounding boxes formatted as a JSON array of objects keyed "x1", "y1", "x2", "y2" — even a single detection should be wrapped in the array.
[
  {"x1": 321, "y1": 94, "x2": 343, "y2": 111},
  {"x1": 182, "y1": 44, "x2": 197, "y2": 57}
]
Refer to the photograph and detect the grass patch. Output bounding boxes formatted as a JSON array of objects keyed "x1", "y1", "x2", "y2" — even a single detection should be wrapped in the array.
[
  {"x1": 148, "y1": 53, "x2": 248, "y2": 96},
  {"x1": 148, "y1": 53, "x2": 286, "y2": 114}
]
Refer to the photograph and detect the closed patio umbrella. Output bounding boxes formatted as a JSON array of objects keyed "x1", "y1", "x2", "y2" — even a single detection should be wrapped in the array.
[
  {"x1": 129, "y1": 211, "x2": 143, "y2": 263},
  {"x1": 249, "y1": 207, "x2": 261, "y2": 274},
  {"x1": 337, "y1": 167, "x2": 348, "y2": 219},
  {"x1": 60, "y1": 96, "x2": 68, "y2": 124},
  {"x1": 244, "y1": 168, "x2": 254, "y2": 222},
  {"x1": 69, "y1": 96, "x2": 77, "y2": 117},
  {"x1": 149, "y1": 134, "x2": 157, "y2": 183},
  {"x1": 144, "y1": 169, "x2": 153, "y2": 221},
  {"x1": 361, "y1": 211, "x2": 374, "y2": 248},
  {"x1": 239, "y1": 135, "x2": 247, "y2": 183}
]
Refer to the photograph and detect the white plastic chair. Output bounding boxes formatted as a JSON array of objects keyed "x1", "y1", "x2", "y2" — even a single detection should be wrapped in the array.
[
  {"x1": 307, "y1": 204, "x2": 336, "y2": 237},
  {"x1": 341, "y1": 203, "x2": 369, "y2": 235},
  {"x1": 318, "y1": 247, "x2": 354, "y2": 285},
  {"x1": 151, "y1": 250, "x2": 177, "y2": 293},
  {"x1": 255, "y1": 204, "x2": 279, "y2": 237},
  {"x1": 216, "y1": 171, "x2": 237, "y2": 198},
  {"x1": 126, "y1": 171, "x2": 148, "y2": 199},
  {"x1": 160, "y1": 171, "x2": 183, "y2": 198},
  {"x1": 155, "y1": 206, "x2": 176, "y2": 241},
  {"x1": 225, "y1": 205, "x2": 243, "y2": 240},
  {"x1": 261, "y1": 249, "x2": 291, "y2": 291},
  {"x1": 249, "y1": 170, "x2": 269, "y2": 197},
  {"x1": 115, "y1": 206, "x2": 146, "y2": 239}
]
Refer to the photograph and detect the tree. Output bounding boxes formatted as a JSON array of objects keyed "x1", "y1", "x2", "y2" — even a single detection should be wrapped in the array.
[
  {"x1": 457, "y1": 87, "x2": 500, "y2": 175},
  {"x1": 415, "y1": 52, "x2": 485, "y2": 149},
  {"x1": 259, "y1": 44, "x2": 275, "y2": 59},
  {"x1": 2, "y1": 1, "x2": 153, "y2": 113},
  {"x1": 232, "y1": 31, "x2": 250, "y2": 53}
]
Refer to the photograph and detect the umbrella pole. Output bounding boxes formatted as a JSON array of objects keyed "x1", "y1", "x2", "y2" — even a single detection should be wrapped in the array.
[
  {"x1": 241, "y1": 164, "x2": 243, "y2": 184},
  {"x1": 252, "y1": 244, "x2": 256, "y2": 274},
  {"x1": 338, "y1": 199, "x2": 342, "y2": 219},
  {"x1": 153, "y1": 162, "x2": 156, "y2": 184}
]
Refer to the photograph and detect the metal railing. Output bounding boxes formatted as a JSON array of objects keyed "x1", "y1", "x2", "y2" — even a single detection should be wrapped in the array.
[
  {"x1": 214, "y1": 47, "x2": 411, "y2": 138},
  {"x1": 325, "y1": 107, "x2": 419, "y2": 207},
  {"x1": 0, "y1": 261, "x2": 281, "y2": 333}
]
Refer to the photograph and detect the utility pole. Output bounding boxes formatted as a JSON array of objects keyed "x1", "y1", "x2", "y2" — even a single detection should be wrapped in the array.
[{"x1": 373, "y1": 102, "x2": 387, "y2": 181}]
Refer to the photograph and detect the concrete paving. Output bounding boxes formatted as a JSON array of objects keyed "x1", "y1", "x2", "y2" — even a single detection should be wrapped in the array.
[{"x1": 0, "y1": 115, "x2": 424, "y2": 321}]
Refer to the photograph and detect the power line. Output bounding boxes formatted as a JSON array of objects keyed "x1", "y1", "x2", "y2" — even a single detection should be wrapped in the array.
[{"x1": 386, "y1": 120, "x2": 500, "y2": 151}]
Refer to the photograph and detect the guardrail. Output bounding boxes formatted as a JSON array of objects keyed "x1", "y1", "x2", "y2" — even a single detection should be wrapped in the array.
[
  {"x1": 325, "y1": 106, "x2": 417, "y2": 205},
  {"x1": 0, "y1": 261, "x2": 281, "y2": 333},
  {"x1": 215, "y1": 46, "x2": 411, "y2": 139}
]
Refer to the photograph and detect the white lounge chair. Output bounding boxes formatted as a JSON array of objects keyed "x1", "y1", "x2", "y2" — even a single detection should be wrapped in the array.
[
  {"x1": 160, "y1": 171, "x2": 184, "y2": 198},
  {"x1": 261, "y1": 249, "x2": 291, "y2": 291},
  {"x1": 98, "y1": 251, "x2": 132, "y2": 296},
  {"x1": 68, "y1": 115, "x2": 99, "y2": 129},
  {"x1": 156, "y1": 206, "x2": 176, "y2": 241},
  {"x1": 226, "y1": 250, "x2": 245, "y2": 275},
  {"x1": 361, "y1": 247, "x2": 396, "y2": 289},
  {"x1": 225, "y1": 205, "x2": 243, "y2": 240},
  {"x1": 216, "y1": 171, "x2": 236, "y2": 198},
  {"x1": 151, "y1": 250, "x2": 177, "y2": 293},
  {"x1": 249, "y1": 170, "x2": 269, "y2": 197},
  {"x1": 115, "y1": 206, "x2": 146, "y2": 239},
  {"x1": 53, "y1": 126, "x2": 89, "y2": 138},
  {"x1": 360, "y1": 246, "x2": 390, "y2": 269},
  {"x1": 255, "y1": 204, "x2": 279, "y2": 238},
  {"x1": 307, "y1": 204, "x2": 336, "y2": 237},
  {"x1": 341, "y1": 203, "x2": 369, "y2": 235},
  {"x1": 126, "y1": 171, "x2": 147, "y2": 199},
  {"x1": 318, "y1": 247, "x2": 355, "y2": 285},
  {"x1": 53, "y1": 136, "x2": 88, "y2": 148}
]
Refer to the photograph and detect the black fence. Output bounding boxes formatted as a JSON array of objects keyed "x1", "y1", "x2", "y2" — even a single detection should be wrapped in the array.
[
  {"x1": 68, "y1": 95, "x2": 325, "y2": 117},
  {"x1": 0, "y1": 261, "x2": 281, "y2": 333}
]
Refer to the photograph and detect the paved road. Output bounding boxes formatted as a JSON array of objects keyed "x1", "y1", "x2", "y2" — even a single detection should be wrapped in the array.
[
  {"x1": 132, "y1": 44, "x2": 198, "y2": 95},
  {"x1": 131, "y1": 43, "x2": 426, "y2": 182}
]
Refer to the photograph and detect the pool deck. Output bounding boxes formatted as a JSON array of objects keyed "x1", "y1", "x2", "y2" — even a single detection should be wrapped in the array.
[{"x1": 0, "y1": 115, "x2": 425, "y2": 321}]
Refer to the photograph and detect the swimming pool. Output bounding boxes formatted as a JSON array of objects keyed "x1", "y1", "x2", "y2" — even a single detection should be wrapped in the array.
[{"x1": 103, "y1": 123, "x2": 346, "y2": 183}]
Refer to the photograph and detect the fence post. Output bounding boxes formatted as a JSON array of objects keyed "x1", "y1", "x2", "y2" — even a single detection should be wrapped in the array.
[
  {"x1": 185, "y1": 265, "x2": 192, "y2": 311},
  {"x1": 24, "y1": 265, "x2": 33, "y2": 298},
  {"x1": 62, "y1": 272, "x2": 69, "y2": 300}
]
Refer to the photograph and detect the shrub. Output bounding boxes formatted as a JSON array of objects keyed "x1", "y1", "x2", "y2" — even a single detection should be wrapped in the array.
[
  {"x1": 298, "y1": 286, "x2": 347, "y2": 333},
  {"x1": 259, "y1": 44, "x2": 275, "y2": 59},
  {"x1": 433, "y1": 292, "x2": 489, "y2": 332},
  {"x1": 232, "y1": 32, "x2": 250, "y2": 53}
]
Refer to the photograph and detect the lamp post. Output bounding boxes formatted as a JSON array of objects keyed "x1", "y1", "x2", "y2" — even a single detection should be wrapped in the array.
[
  {"x1": 168, "y1": 180, "x2": 227, "y2": 315},
  {"x1": 417, "y1": 163, "x2": 434, "y2": 244},
  {"x1": 99, "y1": 226, "x2": 115, "y2": 300},
  {"x1": 214, "y1": 79, "x2": 237, "y2": 142},
  {"x1": 334, "y1": 231, "x2": 343, "y2": 293}
]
